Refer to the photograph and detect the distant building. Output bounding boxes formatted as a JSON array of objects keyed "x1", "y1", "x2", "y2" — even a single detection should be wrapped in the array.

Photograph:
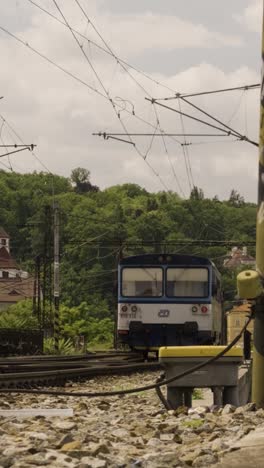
[
  {"x1": 226, "y1": 302, "x2": 253, "y2": 346},
  {"x1": 223, "y1": 247, "x2": 255, "y2": 269},
  {"x1": 0, "y1": 227, "x2": 34, "y2": 311}
]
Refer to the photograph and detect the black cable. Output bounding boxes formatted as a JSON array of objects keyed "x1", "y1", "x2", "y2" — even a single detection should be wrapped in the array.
[
  {"x1": 178, "y1": 99, "x2": 195, "y2": 190},
  {"x1": 26, "y1": 0, "x2": 176, "y2": 95},
  {"x1": 180, "y1": 96, "x2": 258, "y2": 147},
  {"x1": 0, "y1": 313, "x2": 252, "y2": 398},
  {"x1": 156, "y1": 84, "x2": 260, "y2": 100},
  {"x1": 181, "y1": 84, "x2": 260, "y2": 99},
  {"x1": 155, "y1": 373, "x2": 172, "y2": 410},
  {"x1": 50, "y1": 1, "x2": 170, "y2": 191},
  {"x1": 146, "y1": 98, "x2": 249, "y2": 140},
  {"x1": 94, "y1": 133, "x2": 228, "y2": 137}
]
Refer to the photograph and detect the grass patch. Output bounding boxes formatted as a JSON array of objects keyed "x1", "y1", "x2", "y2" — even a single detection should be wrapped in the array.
[
  {"x1": 193, "y1": 388, "x2": 203, "y2": 400},
  {"x1": 182, "y1": 419, "x2": 204, "y2": 429}
]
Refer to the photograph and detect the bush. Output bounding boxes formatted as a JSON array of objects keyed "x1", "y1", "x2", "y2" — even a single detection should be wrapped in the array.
[
  {"x1": 43, "y1": 337, "x2": 77, "y2": 355},
  {"x1": 0, "y1": 300, "x2": 38, "y2": 329}
]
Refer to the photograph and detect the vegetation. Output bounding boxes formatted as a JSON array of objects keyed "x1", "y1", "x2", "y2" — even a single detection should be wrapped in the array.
[{"x1": 0, "y1": 169, "x2": 256, "y2": 348}]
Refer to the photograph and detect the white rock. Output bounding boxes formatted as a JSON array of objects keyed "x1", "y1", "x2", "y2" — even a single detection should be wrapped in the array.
[
  {"x1": 222, "y1": 404, "x2": 235, "y2": 415},
  {"x1": 27, "y1": 431, "x2": 49, "y2": 441},
  {"x1": 54, "y1": 421, "x2": 77, "y2": 431},
  {"x1": 112, "y1": 428, "x2": 129, "y2": 438},
  {"x1": 188, "y1": 406, "x2": 208, "y2": 416},
  {"x1": 80, "y1": 457, "x2": 107, "y2": 468}
]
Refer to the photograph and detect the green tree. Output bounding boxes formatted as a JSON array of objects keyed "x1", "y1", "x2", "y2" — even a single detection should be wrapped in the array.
[{"x1": 70, "y1": 168, "x2": 99, "y2": 193}]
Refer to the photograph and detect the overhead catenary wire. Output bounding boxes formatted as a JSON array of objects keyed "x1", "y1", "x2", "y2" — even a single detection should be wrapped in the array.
[
  {"x1": 146, "y1": 98, "x2": 258, "y2": 147},
  {"x1": 50, "y1": 0, "x2": 170, "y2": 192},
  {"x1": 178, "y1": 96, "x2": 258, "y2": 147},
  {"x1": 0, "y1": 114, "x2": 51, "y2": 174},
  {"x1": 0, "y1": 22, "x2": 221, "y2": 194},
  {"x1": 64, "y1": 239, "x2": 255, "y2": 247},
  {"x1": 0, "y1": 24, "x2": 171, "y2": 192},
  {"x1": 25, "y1": 0, "x2": 176, "y2": 95},
  {"x1": 71, "y1": 1, "x2": 195, "y2": 193},
  {"x1": 156, "y1": 83, "x2": 260, "y2": 100},
  {"x1": 0, "y1": 121, "x2": 12, "y2": 170},
  {"x1": 152, "y1": 104, "x2": 185, "y2": 197},
  {"x1": 226, "y1": 90, "x2": 245, "y2": 125},
  {"x1": 72, "y1": 0, "x2": 153, "y2": 99},
  {"x1": 0, "y1": 146, "x2": 34, "y2": 159},
  {"x1": 177, "y1": 99, "x2": 195, "y2": 191},
  {"x1": 25, "y1": 0, "x2": 260, "y2": 108},
  {"x1": 94, "y1": 133, "x2": 229, "y2": 137},
  {"x1": 8, "y1": 2, "x2": 259, "y2": 196},
  {"x1": 26, "y1": 0, "x2": 185, "y2": 192}
]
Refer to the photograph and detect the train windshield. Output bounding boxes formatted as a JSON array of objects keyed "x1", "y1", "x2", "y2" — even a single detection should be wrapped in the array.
[
  {"x1": 166, "y1": 268, "x2": 209, "y2": 297},
  {"x1": 122, "y1": 268, "x2": 163, "y2": 297}
]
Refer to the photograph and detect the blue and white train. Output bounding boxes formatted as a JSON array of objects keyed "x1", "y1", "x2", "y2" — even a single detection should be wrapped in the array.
[{"x1": 117, "y1": 254, "x2": 224, "y2": 350}]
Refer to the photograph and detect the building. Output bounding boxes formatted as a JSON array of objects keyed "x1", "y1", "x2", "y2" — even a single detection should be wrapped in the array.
[
  {"x1": 223, "y1": 246, "x2": 255, "y2": 269},
  {"x1": 226, "y1": 302, "x2": 254, "y2": 346},
  {"x1": 0, "y1": 227, "x2": 34, "y2": 311}
]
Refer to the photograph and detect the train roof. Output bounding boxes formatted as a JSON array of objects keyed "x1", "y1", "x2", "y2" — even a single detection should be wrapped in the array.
[{"x1": 119, "y1": 254, "x2": 214, "y2": 267}]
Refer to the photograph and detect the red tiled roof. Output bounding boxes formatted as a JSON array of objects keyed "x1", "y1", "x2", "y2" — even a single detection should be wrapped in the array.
[
  {"x1": 0, "y1": 247, "x2": 20, "y2": 270},
  {"x1": 0, "y1": 227, "x2": 9, "y2": 238}
]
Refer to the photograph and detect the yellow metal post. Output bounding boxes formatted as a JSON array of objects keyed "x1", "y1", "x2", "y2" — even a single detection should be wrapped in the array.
[{"x1": 252, "y1": 2, "x2": 264, "y2": 406}]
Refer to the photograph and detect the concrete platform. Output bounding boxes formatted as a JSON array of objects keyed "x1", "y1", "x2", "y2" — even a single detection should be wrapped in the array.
[{"x1": 216, "y1": 425, "x2": 264, "y2": 467}]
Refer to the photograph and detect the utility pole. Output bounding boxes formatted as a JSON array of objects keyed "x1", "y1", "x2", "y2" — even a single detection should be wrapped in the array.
[
  {"x1": 53, "y1": 202, "x2": 60, "y2": 353},
  {"x1": 252, "y1": 3, "x2": 264, "y2": 407},
  {"x1": 36, "y1": 255, "x2": 41, "y2": 326},
  {"x1": 42, "y1": 206, "x2": 50, "y2": 329}
]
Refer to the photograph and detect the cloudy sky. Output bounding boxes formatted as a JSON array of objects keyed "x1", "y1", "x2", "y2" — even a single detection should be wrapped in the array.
[{"x1": 0, "y1": 0, "x2": 262, "y2": 200}]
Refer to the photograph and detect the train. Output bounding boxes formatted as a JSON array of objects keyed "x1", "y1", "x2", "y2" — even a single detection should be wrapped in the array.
[{"x1": 117, "y1": 253, "x2": 224, "y2": 351}]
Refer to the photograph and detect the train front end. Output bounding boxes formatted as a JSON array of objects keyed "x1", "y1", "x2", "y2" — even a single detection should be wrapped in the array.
[{"x1": 117, "y1": 254, "x2": 222, "y2": 350}]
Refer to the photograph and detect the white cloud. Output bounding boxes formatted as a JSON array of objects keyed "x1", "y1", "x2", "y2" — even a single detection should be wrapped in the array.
[
  {"x1": 0, "y1": 0, "x2": 260, "y2": 201},
  {"x1": 234, "y1": 0, "x2": 262, "y2": 34},
  {"x1": 97, "y1": 12, "x2": 243, "y2": 57}
]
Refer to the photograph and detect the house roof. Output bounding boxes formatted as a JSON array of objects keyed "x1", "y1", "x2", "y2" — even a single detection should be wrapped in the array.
[
  {"x1": 0, "y1": 277, "x2": 34, "y2": 302},
  {"x1": 227, "y1": 302, "x2": 251, "y2": 315},
  {"x1": 0, "y1": 227, "x2": 9, "y2": 238},
  {"x1": 0, "y1": 246, "x2": 20, "y2": 270},
  {"x1": 224, "y1": 251, "x2": 255, "y2": 268}
]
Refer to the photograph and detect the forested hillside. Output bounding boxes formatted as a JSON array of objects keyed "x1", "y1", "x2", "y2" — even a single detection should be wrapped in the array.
[{"x1": 0, "y1": 168, "x2": 256, "y2": 346}]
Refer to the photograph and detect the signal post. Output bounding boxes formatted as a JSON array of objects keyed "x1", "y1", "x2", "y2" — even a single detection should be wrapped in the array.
[{"x1": 252, "y1": 2, "x2": 264, "y2": 407}]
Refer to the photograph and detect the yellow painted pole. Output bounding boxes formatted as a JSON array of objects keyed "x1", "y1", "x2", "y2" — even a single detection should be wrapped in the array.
[{"x1": 252, "y1": 2, "x2": 264, "y2": 406}]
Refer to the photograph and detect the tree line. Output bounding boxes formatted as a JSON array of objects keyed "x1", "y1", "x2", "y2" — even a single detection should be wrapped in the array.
[{"x1": 0, "y1": 168, "x2": 256, "y2": 347}]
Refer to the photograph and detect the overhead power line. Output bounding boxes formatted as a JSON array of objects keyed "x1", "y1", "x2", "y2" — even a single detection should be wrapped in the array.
[
  {"x1": 179, "y1": 96, "x2": 258, "y2": 147},
  {"x1": 93, "y1": 132, "x2": 228, "y2": 138},
  {"x1": 26, "y1": 0, "x2": 176, "y2": 94},
  {"x1": 49, "y1": 1, "x2": 170, "y2": 191},
  {"x1": 0, "y1": 145, "x2": 35, "y2": 158},
  {"x1": 146, "y1": 98, "x2": 258, "y2": 147},
  {"x1": 64, "y1": 239, "x2": 256, "y2": 247},
  {"x1": 0, "y1": 114, "x2": 51, "y2": 174},
  {"x1": 156, "y1": 83, "x2": 260, "y2": 100}
]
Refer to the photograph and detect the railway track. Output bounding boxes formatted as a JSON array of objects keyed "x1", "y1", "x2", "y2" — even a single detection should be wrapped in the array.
[{"x1": 0, "y1": 352, "x2": 161, "y2": 388}]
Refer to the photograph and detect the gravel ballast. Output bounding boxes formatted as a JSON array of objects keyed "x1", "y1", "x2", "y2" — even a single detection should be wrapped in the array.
[{"x1": 0, "y1": 371, "x2": 263, "y2": 468}]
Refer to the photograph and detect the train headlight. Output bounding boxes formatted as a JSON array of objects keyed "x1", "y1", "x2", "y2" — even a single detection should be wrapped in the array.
[
  {"x1": 121, "y1": 305, "x2": 128, "y2": 312},
  {"x1": 131, "y1": 305, "x2": 138, "y2": 312},
  {"x1": 192, "y1": 306, "x2": 198, "y2": 313},
  {"x1": 201, "y1": 306, "x2": 208, "y2": 313}
]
